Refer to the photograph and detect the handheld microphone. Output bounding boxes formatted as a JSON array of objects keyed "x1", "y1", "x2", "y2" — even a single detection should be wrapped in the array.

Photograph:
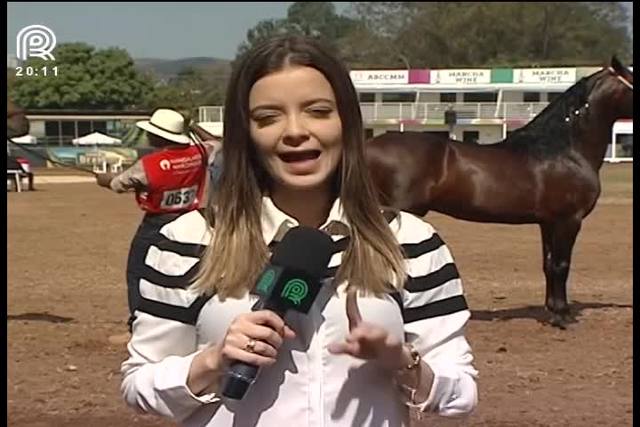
[{"x1": 221, "y1": 226, "x2": 335, "y2": 400}]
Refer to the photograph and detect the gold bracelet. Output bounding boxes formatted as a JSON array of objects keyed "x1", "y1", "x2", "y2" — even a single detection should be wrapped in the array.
[
  {"x1": 396, "y1": 343, "x2": 422, "y2": 406},
  {"x1": 403, "y1": 343, "x2": 421, "y2": 371}
]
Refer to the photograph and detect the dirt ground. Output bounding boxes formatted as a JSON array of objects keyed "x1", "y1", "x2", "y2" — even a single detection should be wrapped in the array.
[{"x1": 7, "y1": 164, "x2": 632, "y2": 427}]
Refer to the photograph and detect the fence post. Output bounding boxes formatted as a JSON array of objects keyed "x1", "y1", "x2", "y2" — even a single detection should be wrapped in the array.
[{"x1": 611, "y1": 138, "x2": 617, "y2": 163}]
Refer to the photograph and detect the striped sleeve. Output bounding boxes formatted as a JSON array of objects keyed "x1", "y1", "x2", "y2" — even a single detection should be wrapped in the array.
[
  {"x1": 122, "y1": 210, "x2": 221, "y2": 421},
  {"x1": 395, "y1": 214, "x2": 468, "y2": 323},
  {"x1": 135, "y1": 210, "x2": 212, "y2": 325},
  {"x1": 392, "y1": 212, "x2": 478, "y2": 417}
]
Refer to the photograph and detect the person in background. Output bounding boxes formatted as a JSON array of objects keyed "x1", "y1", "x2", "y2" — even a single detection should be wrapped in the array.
[
  {"x1": 96, "y1": 108, "x2": 213, "y2": 331},
  {"x1": 189, "y1": 120, "x2": 224, "y2": 204},
  {"x1": 7, "y1": 99, "x2": 35, "y2": 191}
]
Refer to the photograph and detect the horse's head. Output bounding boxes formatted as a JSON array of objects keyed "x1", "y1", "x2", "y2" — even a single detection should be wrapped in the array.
[
  {"x1": 598, "y1": 56, "x2": 633, "y2": 119},
  {"x1": 7, "y1": 99, "x2": 30, "y2": 138},
  {"x1": 610, "y1": 55, "x2": 633, "y2": 87}
]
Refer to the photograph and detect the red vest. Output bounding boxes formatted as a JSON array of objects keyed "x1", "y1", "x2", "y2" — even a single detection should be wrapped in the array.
[{"x1": 136, "y1": 145, "x2": 207, "y2": 214}]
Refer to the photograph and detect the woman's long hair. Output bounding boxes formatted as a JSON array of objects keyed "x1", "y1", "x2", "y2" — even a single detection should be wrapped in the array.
[{"x1": 191, "y1": 36, "x2": 406, "y2": 299}]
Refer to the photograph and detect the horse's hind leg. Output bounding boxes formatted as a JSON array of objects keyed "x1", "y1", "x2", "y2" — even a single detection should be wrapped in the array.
[
  {"x1": 540, "y1": 223, "x2": 554, "y2": 313},
  {"x1": 540, "y1": 220, "x2": 582, "y2": 328}
]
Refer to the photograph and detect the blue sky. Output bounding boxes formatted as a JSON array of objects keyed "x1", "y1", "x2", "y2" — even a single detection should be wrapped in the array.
[
  {"x1": 7, "y1": 2, "x2": 350, "y2": 60},
  {"x1": 7, "y1": 2, "x2": 631, "y2": 60}
]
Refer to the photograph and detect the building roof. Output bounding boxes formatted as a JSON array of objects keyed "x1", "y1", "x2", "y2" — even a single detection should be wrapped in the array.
[{"x1": 25, "y1": 109, "x2": 152, "y2": 120}]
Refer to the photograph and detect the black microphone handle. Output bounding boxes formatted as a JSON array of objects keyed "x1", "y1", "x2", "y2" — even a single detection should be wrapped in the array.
[
  {"x1": 222, "y1": 361, "x2": 259, "y2": 400},
  {"x1": 221, "y1": 300, "x2": 287, "y2": 400}
]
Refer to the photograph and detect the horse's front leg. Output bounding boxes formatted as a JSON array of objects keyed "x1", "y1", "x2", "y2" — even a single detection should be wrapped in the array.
[{"x1": 541, "y1": 219, "x2": 582, "y2": 328}]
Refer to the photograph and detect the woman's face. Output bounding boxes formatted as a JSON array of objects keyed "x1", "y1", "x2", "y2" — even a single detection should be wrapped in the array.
[{"x1": 248, "y1": 65, "x2": 343, "y2": 193}]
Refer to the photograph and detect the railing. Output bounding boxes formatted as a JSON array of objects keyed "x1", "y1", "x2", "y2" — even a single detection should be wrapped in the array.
[
  {"x1": 198, "y1": 102, "x2": 550, "y2": 124},
  {"x1": 199, "y1": 106, "x2": 224, "y2": 123},
  {"x1": 8, "y1": 135, "x2": 76, "y2": 146}
]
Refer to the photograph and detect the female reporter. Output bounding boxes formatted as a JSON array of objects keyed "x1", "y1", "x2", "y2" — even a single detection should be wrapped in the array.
[{"x1": 121, "y1": 36, "x2": 478, "y2": 426}]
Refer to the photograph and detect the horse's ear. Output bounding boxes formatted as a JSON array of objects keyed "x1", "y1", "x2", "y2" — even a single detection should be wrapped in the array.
[{"x1": 611, "y1": 55, "x2": 625, "y2": 74}]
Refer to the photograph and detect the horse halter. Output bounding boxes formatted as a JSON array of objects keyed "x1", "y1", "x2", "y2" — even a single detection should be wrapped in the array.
[
  {"x1": 564, "y1": 67, "x2": 633, "y2": 123},
  {"x1": 608, "y1": 66, "x2": 633, "y2": 91}
]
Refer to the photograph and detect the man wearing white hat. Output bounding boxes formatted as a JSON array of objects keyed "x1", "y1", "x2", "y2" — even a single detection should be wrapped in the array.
[
  {"x1": 97, "y1": 108, "x2": 197, "y2": 192},
  {"x1": 97, "y1": 108, "x2": 211, "y2": 330}
]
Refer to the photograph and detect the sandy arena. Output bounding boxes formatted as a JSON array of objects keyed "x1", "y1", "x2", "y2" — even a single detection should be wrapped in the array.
[{"x1": 7, "y1": 164, "x2": 632, "y2": 427}]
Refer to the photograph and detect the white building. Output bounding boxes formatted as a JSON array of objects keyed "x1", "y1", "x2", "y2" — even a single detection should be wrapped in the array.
[{"x1": 198, "y1": 64, "x2": 633, "y2": 162}]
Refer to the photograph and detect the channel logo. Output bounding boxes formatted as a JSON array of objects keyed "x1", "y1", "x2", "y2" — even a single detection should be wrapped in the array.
[{"x1": 17, "y1": 24, "x2": 57, "y2": 61}]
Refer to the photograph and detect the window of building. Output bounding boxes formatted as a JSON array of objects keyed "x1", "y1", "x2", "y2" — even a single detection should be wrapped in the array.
[
  {"x1": 440, "y1": 92, "x2": 457, "y2": 103},
  {"x1": 463, "y1": 131, "x2": 480, "y2": 144},
  {"x1": 523, "y1": 92, "x2": 540, "y2": 102},
  {"x1": 92, "y1": 121, "x2": 107, "y2": 133},
  {"x1": 423, "y1": 131, "x2": 450, "y2": 141},
  {"x1": 615, "y1": 134, "x2": 633, "y2": 157},
  {"x1": 44, "y1": 121, "x2": 60, "y2": 138},
  {"x1": 463, "y1": 92, "x2": 497, "y2": 103},
  {"x1": 77, "y1": 121, "x2": 91, "y2": 137},
  {"x1": 61, "y1": 121, "x2": 75, "y2": 138},
  {"x1": 547, "y1": 92, "x2": 563, "y2": 103},
  {"x1": 359, "y1": 92, "x2": 375, "y2": 102},
  {"x1": 364, "y1": 128, "x2": 374, "y2": 140},
  {"x1": 382, "y1": 92, "x2": 416, "y2": 103},
  {"x1": 106, "y1": 120, "x2": 122, "y2": 136}
]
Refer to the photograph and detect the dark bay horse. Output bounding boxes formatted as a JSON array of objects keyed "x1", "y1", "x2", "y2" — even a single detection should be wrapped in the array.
[{"x1": 365, "y1": 57, "x2": 633, "y2": 328}]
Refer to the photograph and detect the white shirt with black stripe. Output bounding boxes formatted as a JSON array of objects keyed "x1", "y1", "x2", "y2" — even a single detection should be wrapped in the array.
[{"x1": 121, "y1": 196, "x2": 478, "y2": 426}]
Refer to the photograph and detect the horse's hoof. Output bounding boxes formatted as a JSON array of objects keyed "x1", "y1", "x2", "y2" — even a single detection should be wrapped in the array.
[
  {"x1": 547, "y1": 311, "x2": 576, "y2": 329},
  {"x1": 549, "y1": 315, "x2": 567, "y2": 329}
]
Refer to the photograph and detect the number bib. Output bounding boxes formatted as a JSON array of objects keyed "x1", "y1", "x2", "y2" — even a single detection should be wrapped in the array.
[
  {"x1": 160, "y1": 185, "x2": 199, "y2": 210},
  {"x1": 136, "y1": 145, "x2": 207, "y2": 214}
]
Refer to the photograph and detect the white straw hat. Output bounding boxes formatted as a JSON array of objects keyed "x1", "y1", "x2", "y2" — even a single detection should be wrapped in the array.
[{"x1": 136, "y1": 109, "x2": 191, "y2": 144}]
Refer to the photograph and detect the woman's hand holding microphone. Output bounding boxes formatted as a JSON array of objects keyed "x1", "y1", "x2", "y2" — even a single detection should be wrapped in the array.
[{"x1": 187, "y1": 310, "x2": 295, "y2": 396}]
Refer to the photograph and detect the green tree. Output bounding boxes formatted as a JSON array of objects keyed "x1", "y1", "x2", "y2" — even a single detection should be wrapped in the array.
[
  {"x1": 339, "y1": 3, "x2": 412, "y2": 69},
  {"x1": 235, "y1": 19, "x2": 294, "y2": 61},
  {"x1": 199, "y1": 62, "x2": 231, "y2": 107},
  {"x1": 7, "y1": 69, "x2": 17, "y2": 98},
  {"x1": 346, "y1": 2, "x2": 632, "y2": 68},
  {"x1": 88, "y1": 47, "x2": 153, "y2": 109},
  {"x1": 287, "y1": 2, "x2": 357, "y2": 40},
  {"x1": 11, "y1": 42, "x2": 153, "y2": 109},
  {"x1": 235, "y1": 2, "x2": 359, "y2": 62},
  {"x1": 143, "y1": 64, "x2": 230, "y2": 118},
  {"x1": 143, "y1": 81, "x2": 184, "y2": 111}
]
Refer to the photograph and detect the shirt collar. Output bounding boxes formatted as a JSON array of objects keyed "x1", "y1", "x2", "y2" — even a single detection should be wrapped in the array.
[{"x1": 261, "y1": 196, "x2": 351, "y2": 244}]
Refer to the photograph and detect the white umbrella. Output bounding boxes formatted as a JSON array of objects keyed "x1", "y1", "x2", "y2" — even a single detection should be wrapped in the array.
[
  {"x1": 72, "y1": 131, "x2": 122, "y2": 145},
  {"x1": 9, "y1": 134, "x2": 37, "y2": 144}
]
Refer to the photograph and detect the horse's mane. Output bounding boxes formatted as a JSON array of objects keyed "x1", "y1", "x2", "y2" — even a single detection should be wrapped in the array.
[
  {"x1": 374, "y1": 68, "x2": 611, "y2": 158},
  {"x1": 494, "y1": 71, "x2": 601, "y2": 157}
]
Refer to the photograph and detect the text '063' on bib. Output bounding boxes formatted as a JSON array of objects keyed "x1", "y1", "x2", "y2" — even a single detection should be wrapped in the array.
[{"x1": 137, "y1": 146, "x2": 207, "y2": 214}]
